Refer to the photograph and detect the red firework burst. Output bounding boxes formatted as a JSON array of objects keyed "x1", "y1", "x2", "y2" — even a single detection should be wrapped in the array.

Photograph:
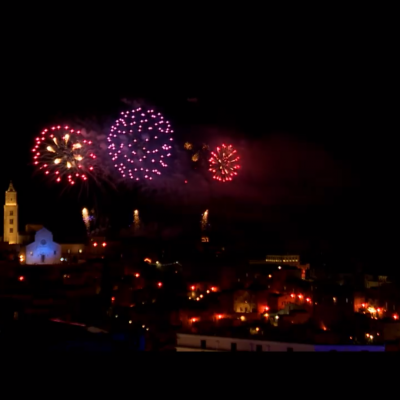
[
  {"x1": 32, "y1": 125, "x2": 97, "y2": 185},
  {"x1": 209, "y1": 144, "x2": 240, "y2": 182}
]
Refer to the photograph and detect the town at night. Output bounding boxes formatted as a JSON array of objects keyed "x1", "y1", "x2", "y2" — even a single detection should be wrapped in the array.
[{"x1": 2, "y1": 10, "x2": 398, "y2": 352}]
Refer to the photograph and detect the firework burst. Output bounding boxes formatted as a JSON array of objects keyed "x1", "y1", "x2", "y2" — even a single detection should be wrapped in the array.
[
  {"x1": 107, "y1": 107, "x2": 174, "y2": 181},
  {"x1": 209, "y1": 144, "x2": 240, "y2": 182},
  {"x1": 32, "y1": 125, "x2": 98, "y2": 185}
]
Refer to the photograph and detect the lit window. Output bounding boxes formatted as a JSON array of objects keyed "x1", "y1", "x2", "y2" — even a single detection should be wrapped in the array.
[{"x1": 79, "y1": 249, "x2": 82, "y2": 253}]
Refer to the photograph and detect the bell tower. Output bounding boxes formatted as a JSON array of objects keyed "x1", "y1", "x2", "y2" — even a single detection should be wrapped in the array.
[{"x1": 4, "y1": 181, "x2": 19, "y2": 244}]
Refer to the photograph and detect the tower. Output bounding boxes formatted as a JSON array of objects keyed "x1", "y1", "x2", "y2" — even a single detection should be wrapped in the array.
[{"x1": 4, "y1": 181, "x2": 19, "y2": 244}]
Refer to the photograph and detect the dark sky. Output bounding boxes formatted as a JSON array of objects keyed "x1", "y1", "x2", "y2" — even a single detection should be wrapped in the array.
[{"x1": 1, "y1": 10, "x2": 398, "y2": 265}]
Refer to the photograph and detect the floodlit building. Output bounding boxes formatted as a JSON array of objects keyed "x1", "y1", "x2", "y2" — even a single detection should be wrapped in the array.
[
  {"x1": 2, "y1": 182, "x2": 85, "y2": 264},
  {"x1": 23, "y1": 227, "x2": 62, "y2": 265},
  {"x1": 250, "y1": 255, "x2": 310, "y2": 279},
  {"x1": 3, "y1": 181, "x2": 19, "y2": 244}
]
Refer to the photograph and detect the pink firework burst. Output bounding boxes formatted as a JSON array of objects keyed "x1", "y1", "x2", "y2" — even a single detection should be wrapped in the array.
[
  {"x1": 209, "y1": 144, "x2": 240, "y2": 182},
  {"x1": 107, "y1": 107, "x2": 174, "y2": 181}
]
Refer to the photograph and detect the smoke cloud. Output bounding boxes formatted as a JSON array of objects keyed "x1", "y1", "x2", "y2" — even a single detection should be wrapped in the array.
[{"x1": 70, "y1": 101, "x2": 351, "y2": 222}]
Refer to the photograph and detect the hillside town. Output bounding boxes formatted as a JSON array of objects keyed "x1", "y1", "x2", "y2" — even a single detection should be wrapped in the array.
[{"x1": 1, "y1": 182, "x2": 399, "y2": 351}]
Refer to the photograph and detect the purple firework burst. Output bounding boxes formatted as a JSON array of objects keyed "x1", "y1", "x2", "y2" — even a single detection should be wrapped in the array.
[{"x1": 107, "y1": 108, "x2": 174, "y2": 181}]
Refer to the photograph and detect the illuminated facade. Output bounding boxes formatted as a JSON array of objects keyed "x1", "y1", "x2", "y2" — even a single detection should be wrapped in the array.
[
  {"x1": 264, "y1": 255, "x2": 309, "y2": 280},
  {"x1": 265, "y1": 255, "x2": 300, "y2": 266},
  {"x1": 23, "y1": 227, "x2": 62, "y2": 265},
  {"x1": 3, "y1": 181, "x2": 19, "y2": 244}
]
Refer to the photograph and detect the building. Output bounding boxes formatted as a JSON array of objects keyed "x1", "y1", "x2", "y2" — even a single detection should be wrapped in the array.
[
  {"x1": 2, "y1": 182, "x2": 42, "y2": 246},
  {"x1": 2, "y1": 182, "x2": 86, "y2": 264},
  {"x1": 18, "y1": 224, "x2": 44, "y2": 246},
  {"x1": 250, "y1": 255, "x2": 310, "y2": 280},
  {"x1": 176, "y1": 333, "x2": 385, "y2": 352},
  {"x1": 265, "y1": 255, "x2": 301, "y2": 265},
  {"x1": 312, "y1": 281, "x2": 354, "y2": 331},
  {"x1": 60, "y1": 244, "x2": 87, "y2": 263},
  {"x1": 3, "y1": 181, "x2": 19, "y2": 244},
  {"x1": 23, "y1": 227, "x2": 62, "y2": 265}
]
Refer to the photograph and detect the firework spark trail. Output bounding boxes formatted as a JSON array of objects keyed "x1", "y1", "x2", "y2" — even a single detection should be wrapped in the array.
[
  {"x1": 82, "y1": 207, "x2": 90, "y2": 233},
  {"x1": 201, "y1": 209, "x2": 209, "y2": 231},
  {"x1": 209, "y1": 144, "x2": 240, "y2": 182},
  {"x1": 133, "y1": 209, "x2": 140, "y2": 231},
  {"x1": 107, "y1": 107, "x2": 174, "y2": 181}
]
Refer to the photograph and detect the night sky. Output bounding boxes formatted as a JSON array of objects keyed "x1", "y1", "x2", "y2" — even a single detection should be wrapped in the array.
[{"x1": 1, "y1": 11, "x2": 398, "y2": 268}]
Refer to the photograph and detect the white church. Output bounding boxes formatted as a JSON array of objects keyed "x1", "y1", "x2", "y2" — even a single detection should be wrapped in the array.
[
  {"x1": 1, "y1": 181, "x2": 86, "y2": 265},
  {"x1": 24, "y1": 227, "x2": 62, "y2": 264}
]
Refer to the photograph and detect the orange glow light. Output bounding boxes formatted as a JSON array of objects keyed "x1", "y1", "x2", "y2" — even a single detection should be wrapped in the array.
[
  {"x1": 264, "y1": 306, "x2": 269, "y2": 311},
  {"x1": 298, "y1": 294, "x2": 303, "y2": 299},
  {"x1": 306, "y1": 297, "x2": 311, "y2": 302},
  {"x1": 111, "y1": 297, "x2": 115, "y2": 301},
  {"x1": 190, "y1": 286, "x2": 195, "y2": 290},
  {"x1": 157, "y1": 282, "x2": 162, "y2": 287},
  {"x1": 290, "y1": 294, "x2": 295, "y2": 298},
  {"x1": 19, "y1": 276, "x2": 24, "y2": 281},
  {"x1": 135, "y1": 273, "x2": 140, "y2": 278},
  {"x1": 361, "y1": 303, "x2": 365, "y2": 308},
  {"x1": 102, "y1": 242, "x2": 106, "y2": 247},
  {"x1": 211, "y1": 287, "x2": 216, "y2": 291},
  {"x1": 93, "y1": 242, "x2": 98, "y2": 247},
  {"x1": 217, "y1": 315, "x2": 222, "y2": 319},
  {"x1": 377, "y1": 308, "x2": 381, "y2": 312},
  {"x1": 394, "y1": 314, "x2": 399, "y2": 320},
  {"x1": 191, "y1": 318, "x2": 197, "y2": 323},
  {"x1": 144, "y1": 258, "x2": 151, "y2": 263}
]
